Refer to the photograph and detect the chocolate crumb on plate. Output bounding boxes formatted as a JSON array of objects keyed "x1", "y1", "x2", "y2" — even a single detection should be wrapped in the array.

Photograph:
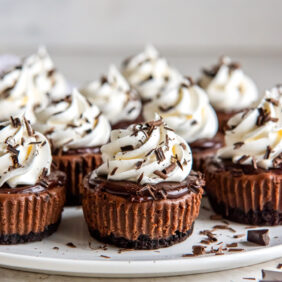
[
  {"x1": 100, "y1": 255, "x2": 111, "y2": 259},
  {"x1": 212, "y1": 225, "x2": 236, "y2": 233},
  {"x1": 52, "y1": 247, "x2": 59, "y2": 250},
  {"x1": 228, "y1": 248, "x2": 244, "y2": 252},
  {"x1": 192, "y1": 245, "x2": 206, "y2": 256},
  {"x1": 247, "y1": 229, "x2": 270, "y2": 246},
  {"x1": 242, "y1": 278, "x2": 255, "y2": 280},
  {"x1": 182, "y1": 253, "x2": 195, "y2": 257},
  {"x1": 233, "y1": 234, "x2": 245, "y2": 239},
  {"x1": 210, "y1": 214, "x2": 223, "y2": 220},
  {"x1": 66, "y1": 242, "x2": 76, "y2": 248},
  {"x1": 226, "y1": 242, "x2": 238, "y2": 248},
  {"x1": 277, "y1": 263, "x2": 282, "y2": 269}
]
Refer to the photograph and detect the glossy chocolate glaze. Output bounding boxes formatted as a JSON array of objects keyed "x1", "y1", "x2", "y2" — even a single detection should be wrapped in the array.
[
  {"x1": 189, "y1": 135, "x2": 224, "y2": 153},
  {"x1": 209, "y1": 158, "x2": 282, "y2": 175},
  {"x1": 87, "y1": 171, "x2": 204, "y2": 202},
  {"x1": 0, "y1": 171, "x2": 66, "y2": 194}
]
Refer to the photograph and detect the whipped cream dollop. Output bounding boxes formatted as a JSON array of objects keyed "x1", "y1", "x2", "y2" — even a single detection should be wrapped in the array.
[
  {"x1": 34, "y1": 89, "x2": 111, "y2": 152},
  {"x1": 80, "y1": 65, "x2": 142, "y2": 124},
  {"x1": 0, "y1": 116, "x2": 51, "y2": 188},
  {"x1": 93, "y1": 117, "x2": 192, "y2": 184},
  {"x1": 198, "y1": 56, "x2": 258, "y2": 112},
  {"x1": 0, "y1": 47, "x2": 68, "y2": 123},
  {"x1": 143, "y1": 78, "x2": 218, "y2": 143},
  {"x1": 122, "y1": 45, "x2": 182, "y2": 101},
  {"x1": 218, "y1": 85, "x2": 282, "y2": 169}
]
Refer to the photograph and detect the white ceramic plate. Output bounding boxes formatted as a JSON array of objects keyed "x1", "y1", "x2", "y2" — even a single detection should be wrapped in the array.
[{"x1": 0, "y1": 198, "x2": 281, "y2": 278}]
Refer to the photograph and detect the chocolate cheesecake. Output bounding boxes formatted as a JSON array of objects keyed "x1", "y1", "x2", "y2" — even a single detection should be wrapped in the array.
[
  {"x1": 205, "y1": 86, "x2": 282, "y2": 225},
  {"x1": 198, "y1": 56, "x2": 259, "y2": 133},
  {"x1": 34, "y1": 89, "x2": 111, "y2": 205},
  {"x1": 80, "y1": 65, "x2": 143, "y2": 129},
  {"x1": 82, "y1": 117, "x2": 204, "y2": 249},
  {"x1": 0, "y1": 116, "x2": 66, "y2": 244},
  {"x1": 143, "y1": 78, "x2": 223, "y2": 172}
]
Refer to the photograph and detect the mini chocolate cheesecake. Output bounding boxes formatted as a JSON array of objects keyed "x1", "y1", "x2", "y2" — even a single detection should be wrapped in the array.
[
  {"x1": 143, "y1": 78, "x2": 222, "y2": 172},
  {"x1": 34, "y1": 89, "x2": 111, "y2": 205},
  {"x1": 82, "y1": 117, "x2": 204, "y2": 249},
  {"x1": 0, "y1": 116, "x2": 66, "y2": 244},
  {"x1": 205, "y1": 86, "x2": 282, "y2": 225},
  {"x1": 198, "y1": 56, "x2": 259, "y2": 133},
  {"x1": 80, "y1": 65, "x2": 143, "y2": 130}
]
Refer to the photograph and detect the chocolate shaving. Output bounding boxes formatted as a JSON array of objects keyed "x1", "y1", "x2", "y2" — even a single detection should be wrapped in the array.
[
  {"x1": 155, "y1": 147, "x2": 165, "y2": 163},
  {"x1": 256, "y1": 107, "x2": 274, "y2": 126},
  {"x1": 145, "y1": 149, "x2": 154, "y2": 157},
  {"x1": 146, "y1": 119, "x2": 163, "y2": 127},
  {"x1": 100, "y1": 255, "x2": 111, "y2": 259},
  {"x1": 10, "y1": 116, "x2": 21, "y2": 128},
  {"x1": 29, "y1": 141, "x2": 42, "y2": 145},
  {"x1": 266, "y1": 98, "x2": 279, "y2": 106},
  {"x1": 40, "y1": 168, "x2": 48, "y2": 178},
  {"x1": 110, "y1": 167, "x2": 118, "y2": 176},
  {"x1": 163, "y1": 163, "x2": 176, "y2": 174},
  {"x1": 233, "y1": 142, "x2": 244, "y2": 149},
  {"x1": 192, "y1": 245, "x2": 206, "y2": 256},
  {"x1": 7, "y1": 144, "x2": 19, "y2": 156},
  {"x1": 137, "y1": 172, "x2": 144, "y2": 183},
  {"x1": 273, "y1": 153, "x2": 282, "y2": 168},
  {"x1": 153, "y1": 170, "x2": 167, "y2": 179},
  {"x1": 228, "y1": 248, "x2": 244, "y2": 252},
  {"x1": 176, "y1": 159, "x2": 183, "y2": 170},
  {"x1": 237, "y1": 155, "x2": 249, "y2": 164},
  {"x1": 66, "y1": 242, "x2": 76, "y2": 248},
  {"x1": 23, "y1": 117, "x2": 34, "y2": 136},
  {"x1": 212, "y1": 225, "x2": 236, "y2": 233},
  {"x1": 191, "y1": 120, "x2": 198, "y2": 126},
  {"x1": 226, "y1": 242, "x2": 238, "y2": 248},
  {"x1": 135, "y1": 161, "x2": 143, "y2": 169},
  {"x1": 121, "y1": 145, "x2": 134, "y2": 152},
  {"x1": 180, "y1": 143, "x2": 187, "y2": 150},
  {"x1": 159, "y1": 105, "x2": 173, "y2": 112},
  {"x1": 264, "y1": 146, "x2": 271, "y2": 160},
  {"x1": 233, "y1": 234, "x2": 245, "y2": 238},
  {"x1": 38, "y1": 179, "x2": 48, "y2": 188}
]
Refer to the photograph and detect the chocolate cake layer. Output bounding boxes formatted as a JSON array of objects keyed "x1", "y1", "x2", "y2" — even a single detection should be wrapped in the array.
[
  {"x1": 53, "y1": 149, "x2": 102, "y2": 205},
  {"x1": 205, "y1": 159, "x2": 282, "y2": 225},
  {"x1": 190, "y1": 133, "x2": 224, "y2": 172},
  {"x1": 89, "y1": 222, "x2": 194, "y2": 249},
  {"x1": 82, "y1": 173, "x2": 203, "y2": 247},
  {"x1": 0, "y1": 171, "x2": 66, "y2": 243}
]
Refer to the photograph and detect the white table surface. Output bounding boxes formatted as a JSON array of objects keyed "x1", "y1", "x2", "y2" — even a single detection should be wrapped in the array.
[{"x1": 1, "y1": 53, "x2": 281, "y2": 281}]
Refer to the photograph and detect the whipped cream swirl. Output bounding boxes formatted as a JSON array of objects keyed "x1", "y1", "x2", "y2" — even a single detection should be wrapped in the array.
[
  {"x1": 122, "y1": 45, "x2": 182, "y2": 101},
  {"x1": 34, "y1": 89, "x2": 111, "y2": 152},
  {"x1": 0, "y1": 116, "x2": 52, "y2": 188},
  {"x1": 94, "y1": 117, "x2": 192, "y2": 184},
  {"x1": 218, "y1": 85, "x2": 282, "y2": 169},
  {"x1": 0, "y1": 47, "x2": 68, "y2": 123},
  {"x1": 143, "y1": 78, "x2": 218, "y2": 143},
  {"x1": 80, "y1": 65, "x2": 142, "y2": 124},
  {"x1": 198, "y1": 56, "x2": 258, "y2": 112}
]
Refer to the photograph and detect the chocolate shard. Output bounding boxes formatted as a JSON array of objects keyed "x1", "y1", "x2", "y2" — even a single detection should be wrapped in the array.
[
  {"x1": 247, "y1": 229, "x2": 270, "y2": 246},
  {"x1": 192, "y1": 245, "x2": 206, "y2": 256}
]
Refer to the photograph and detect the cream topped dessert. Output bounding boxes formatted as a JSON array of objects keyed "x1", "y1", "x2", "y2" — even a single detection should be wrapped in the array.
[
  {"x1": 198, "y1": 56, "x2": 258, "y2": 113},
  {"x1": 80, "y1": 65, "x2": 142, "y2": 127},
  {"x1": 218, "y1": 85, "x2": 282, "y2": 169},
  {"x1": 122, "y1": 45, "x2": 182, "y2": 101},
  {"x1": 93, "y1": 116, "x2": 192, "y2": 184},
  {"x1": 34, "y1": 88, "x2": 111, "y2": 153},
  {"x1": 0, "y1": 47, "x2": 68, "y2": 123},
  {"x1": 0, "y1": 115, "x2": 51, "y2": 188},
  {"x1": 143, "y1": 78, "x2": 218, "y2": 143}
]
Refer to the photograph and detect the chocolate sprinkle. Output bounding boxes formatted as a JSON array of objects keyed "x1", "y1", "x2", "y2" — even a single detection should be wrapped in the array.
[
  {"x1": 233, "y1": 142, "x2": 244, "y2": 149},
  {"x1": 155, "y1": 147, "x2": 165, "y2": 163},
  {"x1": 121, "y1": 145, "x2": 134, "y2": 152},
  {"x1": 110, "y1": 167, "x2": 118, "y2": 176},
  {"x1": 137, "y1": 172, "x2": 144, "y2": 183},
  {"x1": 163, "y1": 163, "x2": 176, "y2": 174},
  {"x1": 264, "y1": 146, "x2": 271, "y2": 160},
  {"x1": 237, "y1": 155, "x2": 249, "y2": 164},
  {"x1": 7, "y1": 144, "x2": 19, "y2": 156},
  {"x1": 266, "y1": 98, "x2": 279, "y2": 106},
  {"x1": 23, "y1": 117, "x2": 34, "y2": 136},
  {"x1": 153, "y1": 170, "x2": 168, "y2": 179}
]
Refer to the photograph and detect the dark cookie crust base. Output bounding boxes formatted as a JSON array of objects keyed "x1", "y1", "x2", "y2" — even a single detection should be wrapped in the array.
[
  {"x1": 208, "y1": 196, "x2": 282, "y2": 226},
  {"x1": 0, "y1": 219, "x2": 61, "y2": 245},
  {"x1": 89, "y1": 222, "x2": 194, "y2": 250}
]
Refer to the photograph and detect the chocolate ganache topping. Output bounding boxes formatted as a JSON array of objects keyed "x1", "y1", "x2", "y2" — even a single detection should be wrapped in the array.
[
  {"x1": 90, "y1": 116, "x2": 204, "y2": 201},
  {"x1": 0, "y1": 115, "x2": 52, "y2": 188}
]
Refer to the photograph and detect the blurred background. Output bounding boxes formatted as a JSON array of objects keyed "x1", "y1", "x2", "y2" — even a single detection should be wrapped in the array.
[{"x1": 0, "y1": 0, "x2": 281, "y2": 90}]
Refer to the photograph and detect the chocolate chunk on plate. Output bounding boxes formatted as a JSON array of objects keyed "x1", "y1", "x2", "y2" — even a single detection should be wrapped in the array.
[{"x1": 247, "y1": 229, "x2": 270, "y2": 246}]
